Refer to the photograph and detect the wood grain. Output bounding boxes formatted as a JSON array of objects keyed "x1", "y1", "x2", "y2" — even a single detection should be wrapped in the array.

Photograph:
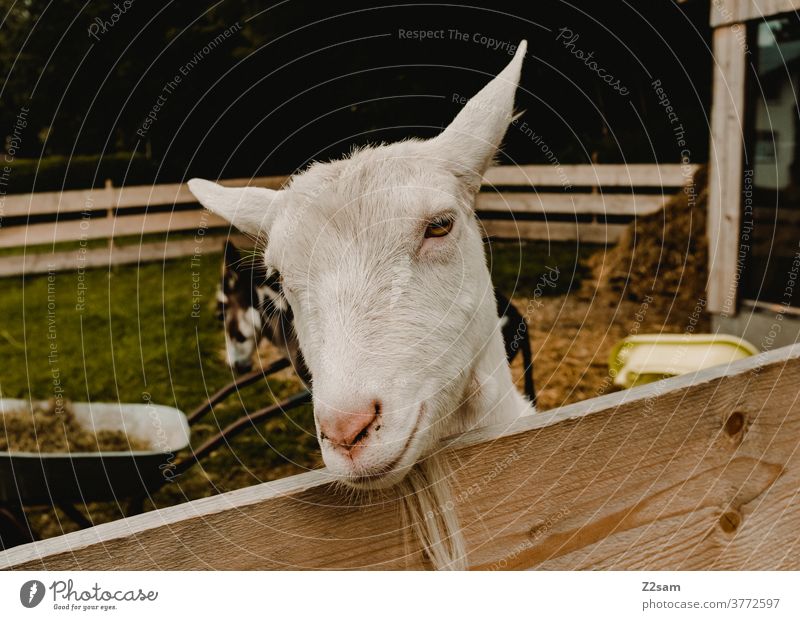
[
  {"x1": 0, "y1": 234, "x2": 251, "y2": 277},
  {"x1": 707, "y1": 24, "x2": 748, "y2": 315},
  {"x1": 709, "y1": 0, "x2": 800, "y2": 27},
  {"x1": 480, "y1": 219, "x2": 628, "y2": 243},
  {"x1": 3, "y1": 165, "x2": 690, "y2": 219},
  {"x1": 0, "y1": 209, "x2": 229, "y2": 249},
  {"x1": 1, "y1": 176, "x2": 288, "y2": 217},
  {"x1": 2, "y1": 344, "x2": 798, "y2": 570},
  {"x1": 483, "y1": 163, "x2": 696, "y2": 188},
  {"x1": 476, "y1": 192, "x2": 666, "y2": 216}
]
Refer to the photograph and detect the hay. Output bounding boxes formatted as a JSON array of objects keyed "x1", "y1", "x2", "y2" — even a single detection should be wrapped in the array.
[
  {"x1": 591, "y1": 166, "x2": 709, "y2": 313},
  {"x1": 0, "y1": 399, "x2": 150, "y2": 453},
  {"x1": 510, "y1": 167, "x2": 711, "y2": 410}
]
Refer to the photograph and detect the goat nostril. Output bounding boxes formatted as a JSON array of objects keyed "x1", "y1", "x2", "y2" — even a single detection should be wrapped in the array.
[
  {"x1": 321, "y1": 400, "x2": 381, "y2": 451},
  {"x1": 351, "y1": 424, "x2": 370, "y2": 447}
]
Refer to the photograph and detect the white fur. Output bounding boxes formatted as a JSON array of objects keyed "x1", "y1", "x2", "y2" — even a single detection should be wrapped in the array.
[
  {"x1": 190, "y1": 42, "x2": 533, "y2": 567},
  {"x1": 257, "y1": 283, "x2": 289, "y2": 313},
  {"x1": 224, "y1": 306, "x2": 262, "y2": 369},
  {"x1": 186, "y1": 180, "x2": 284, "y2": 237}
]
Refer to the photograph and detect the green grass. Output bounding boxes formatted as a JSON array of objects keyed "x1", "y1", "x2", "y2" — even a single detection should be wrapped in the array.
[
  {"x1": 488, "y1": 240, "x2": 596, "y2": 298},
  {"x1": 0, "y1": 240, "x2": 595, "y2": 537},
  {"x1": 0, "y1": 252, "x2": 318, "y2": 533}
]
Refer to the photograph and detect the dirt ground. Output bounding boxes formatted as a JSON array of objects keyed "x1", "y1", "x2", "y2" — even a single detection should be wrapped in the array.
[{"x1": 509, "y1": 284, "x2": 709, "y2": 411}]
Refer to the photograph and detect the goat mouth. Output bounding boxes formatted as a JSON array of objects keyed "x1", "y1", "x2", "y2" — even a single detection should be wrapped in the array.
[{"x1": 347, "y1": 403, "x2": 425, "y2": 487}]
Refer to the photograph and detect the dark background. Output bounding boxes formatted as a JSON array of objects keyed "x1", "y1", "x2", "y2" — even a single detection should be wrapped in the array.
[{"x1": 0, "y1": 0, "x2": 712, "y2": 192}]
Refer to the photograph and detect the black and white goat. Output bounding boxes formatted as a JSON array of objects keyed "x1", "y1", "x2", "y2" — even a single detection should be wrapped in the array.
[{"x1": 217, "y1": 241, "x2": 310, "y2": 384}]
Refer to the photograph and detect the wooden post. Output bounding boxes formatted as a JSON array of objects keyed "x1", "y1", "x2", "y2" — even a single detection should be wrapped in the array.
[
  {"x1": 105, "y1": 178, "x2": 115, "y2": 255},
  {"x1": 706, "y1": 24, "x2": 748, "y2": 315},
  {"x1": 710, "y1": 0, "x2": 800, "y2": 28}
]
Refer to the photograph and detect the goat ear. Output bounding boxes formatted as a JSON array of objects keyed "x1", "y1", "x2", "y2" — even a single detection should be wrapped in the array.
[
  {"x1": 188, "y1": 179, "x2": 284, "y2": 237},
  {"x1": 431, "y1": 40, "x2": 526, "y2": 190}
]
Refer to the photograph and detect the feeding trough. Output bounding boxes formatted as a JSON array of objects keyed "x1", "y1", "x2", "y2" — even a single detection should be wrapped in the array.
[
  {"x1": 608, "y1": 333, "x2": 759, "y2": 389},
  {"x1": 608, "y1": 334, "x2": 758, "y2": 388},
  {"x1": 0, "y1": 359, "x2": 312, "y2": 550},
  {"x1": 0, "y1": 398, "x2": 190, "y2": 505}
]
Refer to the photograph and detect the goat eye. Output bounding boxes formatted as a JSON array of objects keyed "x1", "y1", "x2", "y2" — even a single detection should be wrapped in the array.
[{"x1": 424, "y1": 215, "x2": 454, "y2": 238}]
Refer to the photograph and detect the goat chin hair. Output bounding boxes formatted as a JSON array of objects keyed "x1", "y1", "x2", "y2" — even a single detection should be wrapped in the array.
[{"x1": 398, "y1": 451, "x2": 468, "y2": 570}]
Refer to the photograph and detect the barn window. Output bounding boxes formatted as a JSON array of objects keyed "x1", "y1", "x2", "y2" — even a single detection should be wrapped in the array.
[{"x1": 740, "y1": 16, "x2": 800, "y2": 308}]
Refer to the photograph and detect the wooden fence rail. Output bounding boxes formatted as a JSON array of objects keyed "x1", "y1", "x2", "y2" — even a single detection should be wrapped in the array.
[
  {"x1": 0, "y1": 163, "x2": 697, "y2": 277},
  {"x1": 2, "y1": 343, "x2": 797, "y2": 570}
]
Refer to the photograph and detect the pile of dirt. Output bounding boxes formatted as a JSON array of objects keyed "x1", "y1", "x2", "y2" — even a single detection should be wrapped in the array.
[
  {"x1": 509, "y1": 167, "x2": 712, "y2": 410},
  {"x1": 0, "y1": 399, "x2": 150, "y2": 453},
  {"x1": 590, "y1": 166, "x2": 709, "y2": 314}
]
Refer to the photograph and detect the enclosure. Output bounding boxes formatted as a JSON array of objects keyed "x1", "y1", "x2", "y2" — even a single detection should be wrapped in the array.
[{"x1": 0, "y1": 0, "x2": 799, "y2": 572}]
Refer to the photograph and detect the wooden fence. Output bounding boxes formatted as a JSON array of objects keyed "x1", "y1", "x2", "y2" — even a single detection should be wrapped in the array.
[
  {"x1": 0, "y1": 163, "x2": 696, "y2": 277},
  {"x1": 1, "y1": 343, "x2": 797, "y2": 570}
]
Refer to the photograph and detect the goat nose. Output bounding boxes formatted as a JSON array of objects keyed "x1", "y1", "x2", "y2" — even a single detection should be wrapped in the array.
[
  {"x1": 319, "y1": 400, "x2": 380, "y2": 450},
  {"x1": 234, "y1": 360, "x2": 252, "y2": 374}
]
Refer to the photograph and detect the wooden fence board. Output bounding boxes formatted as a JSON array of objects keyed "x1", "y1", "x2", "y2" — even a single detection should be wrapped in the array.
[
  {"x1": 0, "y1": 220, "x2": 623, "y2": 274},
  {"x1": 0, "y1": 164, "x2": 694, "y2": 276},
  {"x1": 3, "y1": 166, "x2": 691, "y2": 218},
  {"x1": 480, "y1": 219, "x2": 628, "y2": 243},
  {"x1": 0, "y1": 176, "x2": 288, "y2": 217},
  {"x1": 2, "y1": 186, "x2": 110, "y2": 218},
  {"x1": 476, "y1": 192, "x2": 666, "y2": 216},
  {"x1": 483, "y1": 163, "x2": 697, "y2": 187},
  {"x1": 2, "y1": 344, "x2": 798, "y2": 570},
  {"x1": 0, "y1": 234, "x2": 251, "y2": 277},
  {"x1": 0, "y1": 210, "x2": 229, "y2": 249}
]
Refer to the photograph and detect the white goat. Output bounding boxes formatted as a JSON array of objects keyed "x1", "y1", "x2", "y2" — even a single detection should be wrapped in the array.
[{"x1": 189, "y1": 42, "x2": 534, "y2": 568}]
